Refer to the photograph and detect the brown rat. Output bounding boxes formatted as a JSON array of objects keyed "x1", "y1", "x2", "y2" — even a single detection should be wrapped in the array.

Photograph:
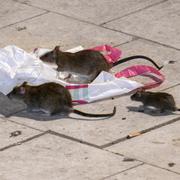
[
  {"x1": 53, "y1": 46, "x2": 112, "y2": 83},
  {"x1": 8, "y1": 82, "x2": 116, "y2": 118},
  {"x1": 40, "y1": 47, "x2": 167, "y2": 84},
  {"x1": 131, "y1": 91, "x2": 180, "y2": 113}
]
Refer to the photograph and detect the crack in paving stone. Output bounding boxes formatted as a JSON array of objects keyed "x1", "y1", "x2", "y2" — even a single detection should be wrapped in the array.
[{"x1": 0, "y1": 131, "x2": 48, "y2": 152}]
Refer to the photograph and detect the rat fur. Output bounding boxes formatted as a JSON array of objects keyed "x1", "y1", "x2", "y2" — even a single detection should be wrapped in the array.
[
  {"x1": 8, "y1": 82, "x2": 116, "y2": 117},
  {"x1": 40, "y1": 47, "x2": 169, "y2": 84},
  {"x1": 131, "y1": 91, "x2": 180, "y2": 113}
]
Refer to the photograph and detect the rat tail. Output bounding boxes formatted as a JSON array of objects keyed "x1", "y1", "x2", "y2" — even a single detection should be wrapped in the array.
[
  {"x1": 73, "y1": 106, "x2": 116, "y2": 118},
  {"x1": 112, "y1": 55, "x2": 175, "y2": 70}
]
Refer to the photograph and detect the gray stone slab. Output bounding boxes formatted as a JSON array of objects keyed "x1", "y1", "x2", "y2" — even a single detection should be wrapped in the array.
[
  {"x1": 17, "y1": 0, "x2": 163, "y2": 25},
  {"x1": 0, "y1": 0, "x2": 45, "y2": 28},
  {"x1": 106, "y1": 119, "x2": 180, "y2": 173},
  {"x1": 104, "y1": 164, "x2": 180, "y2": 180},
  {"x1": 0, "y1": 133, "x2": 140, "y2": 180},
  {"x1": 0, "y1": 12, "x2": 131, "y2": 51},
  {"x1": 113, "y1": 39, "x2": 180, "y2": 90},
  {"x1": 6, "y1": 86, "x2": 180, "y2": 147},
  {"x1": 104, "y1": 0, "x2": 180, "y2": 49},
  {"x1": 0, "y1": 118, "x2": 41, "y2": 149},
  {"x1": 0, "y1": 93, "x2": 26, "y2": 117}
]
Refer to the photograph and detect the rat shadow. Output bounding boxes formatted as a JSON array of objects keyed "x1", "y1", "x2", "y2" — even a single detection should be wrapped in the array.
[
  {"x1": 126, "y1": 106, "x2": 177, "y2": 117},
  {"x1": 8, "y1": 110, "x2": 110, "y2": 121}
]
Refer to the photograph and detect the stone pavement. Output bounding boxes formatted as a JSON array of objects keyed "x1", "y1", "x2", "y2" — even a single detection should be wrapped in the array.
[{"x1": 0, "y1": 0, "x2": 180, "y2": 179}]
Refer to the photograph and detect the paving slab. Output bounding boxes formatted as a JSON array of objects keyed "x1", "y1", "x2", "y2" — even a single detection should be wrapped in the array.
[
  {"x1": 17, "y1": 0, "x2": 164, "y2": 25},
  {"x1": 0, "y1": 118, "x2": 41, "y2": 149},
  {"x1": 6, "y1": 85, "x2": 180, "y2": 147},
  {"x1": 113, "y1": 39, "x2": 180, "y2": 90},
  {"x1": 106, "y1": 118, "x2": 180, "y2": 173},
  {"x1": 0, "y1": 0, "x2": 46, "y2": 28},
  {"x1": 0, "y1": 12, "x2": 131, "y2": 51},
  {"x1": 104, "y1": 0, "x2": 180, "y2": 49},
  {"x1": 0, "y1": 133, "x2": 141, "y2": 180},
  {"x1": 104, "y1": 164, "x2": 180, "y2": 180},
  {"x1": 0, "y1": 92, "x2": 26, "y2": 117}
]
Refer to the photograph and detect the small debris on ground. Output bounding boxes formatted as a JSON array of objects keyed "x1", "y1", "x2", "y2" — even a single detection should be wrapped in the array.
[
  {"x1": 16, "y1": 26, "x2": 27, "y2": 31},
  {"x1": 122, "y1": 117, "x2": 126, "y2": 120},
  {"x1": 168, "y1": 60, "x2": 176, "y2": 64},
  {"x1": 127, "y1": 131, "x2": 141, "y2": 139},
  {"x1": 123, "y1": 157, "x2": 135, "y2": 162},
  {"x1": 168, "y1": 162, "x2": 175, "y2": 167},
  {"x1": 10, "y1": 130, "x2": 22, "y2": 137}
]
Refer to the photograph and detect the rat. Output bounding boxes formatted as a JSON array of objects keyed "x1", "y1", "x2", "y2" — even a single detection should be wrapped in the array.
[
  {"x1": 130, "y1": 91, "x2": 180, "y2": 113},
  {"x1": 52, "y1": 46, "x2": 112, "y2": 83},
  {"x1": 40, "y1": 46, "x2": 172, "y2": 84},
  {"x1": 8, "y1": 82, "x2": 116, "y2": 118}
]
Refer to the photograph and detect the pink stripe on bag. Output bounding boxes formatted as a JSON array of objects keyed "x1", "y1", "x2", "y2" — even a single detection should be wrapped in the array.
[
  {"x1": 72, "y1": 100, "x2": 88, "y2": 104},
  {"x1": 91, "y1": 44, "x2": 121, "y2": 64},
  {"x1": 66, "y1": 84, "x2": 88, "y2": 89}
]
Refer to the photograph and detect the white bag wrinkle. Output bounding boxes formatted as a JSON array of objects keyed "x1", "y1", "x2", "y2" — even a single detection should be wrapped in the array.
[{"x1": 0, "y1": 45, "x2": 143, "y2": 102}]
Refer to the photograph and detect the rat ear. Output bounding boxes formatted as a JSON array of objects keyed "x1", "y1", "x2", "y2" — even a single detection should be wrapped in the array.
[
  {"x1": 137, "y1": 88, "x2": 145, "y2": 92},
  {"x1": 21, "y1": 82, "x2": 27, "y2": 87},
  {"x1": 52, "y1": 46, "x2": 60, "y2": 59}
]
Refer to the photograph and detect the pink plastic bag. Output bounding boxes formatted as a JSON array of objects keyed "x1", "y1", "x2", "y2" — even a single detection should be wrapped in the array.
[
  {"x1": 91, "y1": 44, "x2": 122, "y2": 64},
  {"x1": 91, "y1": 45, "x2": 164, "y2": 89}
]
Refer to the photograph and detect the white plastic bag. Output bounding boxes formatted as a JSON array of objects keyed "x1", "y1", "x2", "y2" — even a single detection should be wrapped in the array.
[{"x1": 0, "y1": 45, "x2": 143, "y2": 103}]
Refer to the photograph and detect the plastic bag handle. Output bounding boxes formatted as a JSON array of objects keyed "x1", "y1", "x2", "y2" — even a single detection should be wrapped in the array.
[{"x1": 115, "y1": 65, "x2": 165, "y2": 89}]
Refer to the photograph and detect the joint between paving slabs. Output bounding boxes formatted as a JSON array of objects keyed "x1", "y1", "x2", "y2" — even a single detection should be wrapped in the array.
[
  {"x1": 99, "y1": 0, "x2": 168, "y2": 26},
  {"x1": 161, "y1": 83, "x2": 180, "y2": 92},
  {"x1": 17, "y1": 1, "x2": 101, "y2": 26},
  {"x1": 0, "y1": 11, "x2": 49, "y2": 30},
  {"x1": 100, "y1": 116, "x2": 180, "y2": 149},
  {"x1": 113, "y1": 37, "x2": 139, "y2": 47},
  {"x1": 2, "y1": 1, "x2": 136, "y2": 48},
  {"x1": 102, "y1": 26, "x2": 180, "y2": 51},
  {"x1": 105, "y1": 149, "x2": 180, "y2": 176},
  {"x1": 6, "y1": 0, "x2": 180, "y2": 52},
  {"x1": 48, "y1": 130, "x2": 101, "y2": 149},
  {"x1": 19, "y1": 0, "x2": 167, "y2": 28},
  {"x1": 0, "y1": 131, "x2": 48, "y2": 152},
  {"x1": 100, "y1": 163, "x2": 144, "y2": 180},
  {"x1": 144, "y1": 161, "x2": 180, "y2": 175}
]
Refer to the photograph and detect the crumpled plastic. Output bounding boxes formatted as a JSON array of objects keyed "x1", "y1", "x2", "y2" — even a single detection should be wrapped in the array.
[{"x1": 0, "y1": 45, "x2": 143, "y2": 103}]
